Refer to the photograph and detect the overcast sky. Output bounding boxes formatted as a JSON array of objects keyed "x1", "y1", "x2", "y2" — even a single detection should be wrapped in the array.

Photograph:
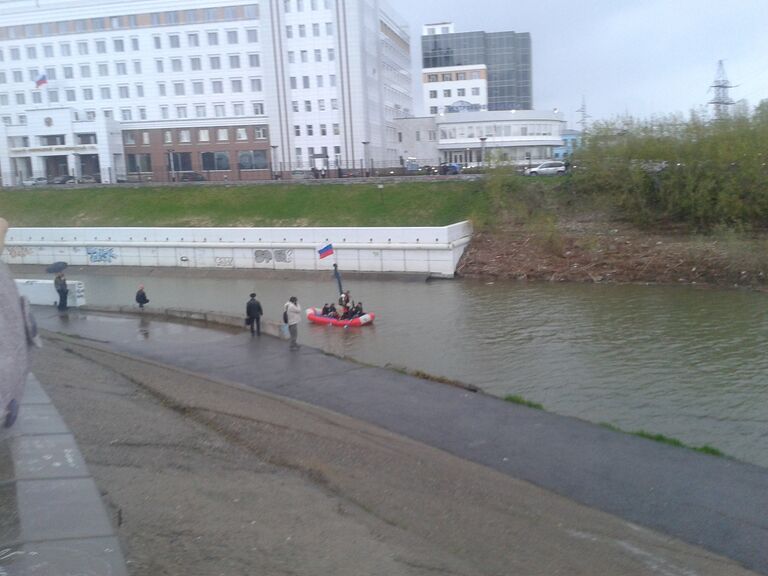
[{"x1": 386, "y1": 0, "x2": 768, "y2": 127}]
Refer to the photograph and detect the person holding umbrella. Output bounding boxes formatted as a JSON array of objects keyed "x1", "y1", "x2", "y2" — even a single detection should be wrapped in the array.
[{"x1": 54, "y1": 272, "x2": 68, "y2": 311}]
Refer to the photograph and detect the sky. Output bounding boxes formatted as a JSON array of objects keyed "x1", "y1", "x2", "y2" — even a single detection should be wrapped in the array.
[{"x1": 386, "y1": 0, "x2": 768, "y2": 128}]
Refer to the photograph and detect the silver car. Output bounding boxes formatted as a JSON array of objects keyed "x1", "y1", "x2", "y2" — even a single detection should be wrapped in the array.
[
  {"x1": 20, "y1": 177, "x2": 49, "y2": 186},
  {"x1": 525, "y1": 161, "x2": 567, "y2": 176}
]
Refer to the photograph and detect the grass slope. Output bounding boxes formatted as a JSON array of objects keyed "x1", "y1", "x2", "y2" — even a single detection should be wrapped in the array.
[{"x1": 0, "y1": 181, "x2": 485, "y2": 228}]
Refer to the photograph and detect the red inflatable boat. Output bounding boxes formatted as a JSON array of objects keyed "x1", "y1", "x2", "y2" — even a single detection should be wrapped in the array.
[{"x1": 305, "y1": 307, "x2": 375, "y2": 327}]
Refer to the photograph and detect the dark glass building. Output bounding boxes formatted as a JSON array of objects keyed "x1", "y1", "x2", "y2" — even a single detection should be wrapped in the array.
[{"x1": 422, "y1": 29, "x2": 532, "y2": 110}]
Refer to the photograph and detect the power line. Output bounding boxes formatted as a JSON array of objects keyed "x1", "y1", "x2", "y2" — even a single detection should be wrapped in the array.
[{"x1": 708, "y1": 60, "x2": 737, "y2": 120}]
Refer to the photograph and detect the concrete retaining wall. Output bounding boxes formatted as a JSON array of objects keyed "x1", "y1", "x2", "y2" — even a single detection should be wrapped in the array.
[{"x1": 2, "y1": 222, "x2": 473, "y2": 278}]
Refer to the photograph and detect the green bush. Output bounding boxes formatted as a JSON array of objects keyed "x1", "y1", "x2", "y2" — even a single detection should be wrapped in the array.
[{"x1": 571, "y1": 108, "x2": 768, "y2": 230}]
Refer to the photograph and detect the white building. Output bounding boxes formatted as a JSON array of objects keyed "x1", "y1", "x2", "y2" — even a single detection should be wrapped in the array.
[
  {"x1": 0, "y1": 0, "x2": 412, "y2": 186},
  {"x1": 395, "y1": 109, "x2": 565, "y2": 167},
  {"x1": 422, "y1": 65, "x2": 487, "y2": 116}
]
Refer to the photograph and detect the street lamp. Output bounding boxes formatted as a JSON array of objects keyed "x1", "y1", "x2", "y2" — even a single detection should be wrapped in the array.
[
  {"x1": 479, "y1": 137, "x2": 487, "y2": 168},
  {"x1": 270, "y1": 145, "x2": 279, "y2": 180},
  {"x1": 168, "y1": 149, "x2": 176, "y2": 182},
  {"x1": 361, "y1": 141, "x2": 370, "y2": 177}
]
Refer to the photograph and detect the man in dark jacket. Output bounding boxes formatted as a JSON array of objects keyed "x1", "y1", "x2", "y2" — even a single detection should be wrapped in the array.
[{"x1": 246, "y1": 293, "x2": 263, "y2": 336}]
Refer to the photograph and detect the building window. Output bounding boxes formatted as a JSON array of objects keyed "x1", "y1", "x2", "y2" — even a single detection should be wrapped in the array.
[
  {"x1": 158, "y1": 82, "x2": 166, "y2": 96},
  {"x1": 65, "y1": 89, "x2": 75, "y2": 101},
  {"x1": 332, "y1": 123, "x2": 339, "y2": 135},
  {"x1": 100, "y1": 86, "x2": 111, "y2": 99},
  {"x1": 330, "y1": 98, "x2": 338, "y2": 110},
  {"x1": 294, "y1": 125, "x2": 301, "y2": 136},
  {"x1": 121, "y1": 109, "x2": 132, "y2": 121},
  {"x1": 443, "y1": 89, "x2": 451, "y2": 97},
  {"x1": 233, "y1": 102, "x2": 245, "y2": 115},
  {"x1": 314, "y1": 49, "x2": 321, "y2": 62},
  {"x1": 164, "y1": 130, "x2": 173, "y2": 143},
  {"x1": 227, "y1": 30, "x2": 238, "y2": 44},
  {"x1": 142, "y1": 132, "x2": 150, "y2": 144},
  {"x1": 202, "y1": 151, "x2": 230, "y2": 170},
  {"x1": 80, "y1": 64, "x2": 92, "y2": 78},
  {"x1": 251, "y1": 78, "x2": 262, "y2": 91},
  {"x1": 179, "y1": 129, "x2": 191, "y2": 142},
  {"x1": 139, "y1": 107, "x2": 147, "y2": 120},
  {"x1": 300, "y1": 50, "x2": 308, "y2": 63},
  {"x1": 191, "y1": 57, "x2": 202, "y2": 70},
  {"x1": 114, "y1": 39, "x2": 125, "y2": 52},
  {"x1": 429, "y1": 106, "x2": 438, "y2": 115},
  {"x1": 304, "y1": 100, "x2": 311, "y2": 112},
  {"x1": 318, "y1": 99, "x2": 325, "y2": 111},
  {"x1": 156, "y1": 60, "x2": 164, "y2": 73},
  {"x1": 116, "y1": 62, "x2": 127, "y2": 75},
  {"x1": 171, "y1": 58, "x2": 182, "y2": 72},
  {"x1": 193, "y1": 81, "x2": 204, "y2": 95},
  {"x1": 133, "y1": 61, "x2": 142, "y2": 74},
  {"x1": 229, "y1": 54, "x2": 241, "y2": 68},
  {"x1": 195, "y1": 104, "x2": 206, "y2": 117},
  {"x1": 238, "y1": 150, "x2": 268, "y2": 170},
  {"x1": 471, "y1": 87, "x2": 480, "y2": 96},
  {"x1": 247, "y1": 29, "x2": 258, "y2": 42},
  {"x1": 131, "y1": 37, "x2": 140, "y2": 50},
  {"x1": 124, "y1": 132, "x2": 136, "y2": 145},
  {"x1": 312, "y1": 23, "x2": 320, "y2": 36},
  {"x1": 32, "y1": 92, "x2": 41, "y2": 104},
  {"x1": 248, "y1": 54, "x2": 260, "y2": 67},
  {"x1": 174, "y1": 81, "x2": 186, "y2": 96},
  {"x1": 198, "y1": 128, "x2": 210, "y2": 142},
  {"x1": 427, "y1": 74, "x2": 438, "y2": 82},
  {"x1": 208, "y1": 31, "x2": 219, "y2": 45},
  {"x1": 160, "y1": 106, "x2": 169, "y2": 119},
  {"x1": 299, "y1": 24, "x2": 306, "y2": 37},
  {"x1": 188, "y1": 33, "x2": 199, "y2": 47},
  {"x1": 429, "y1": 90, "x2": 437, "y2": 99},
  {"x1": 236, "y1": 127, "x2": 247, "y2": 140},
  {"x1": 327, "y1": 48, "x2": 335, "y2": 61},
  {"x1": 306, "y1": 124, "x2": 313, "y2": 136},
  {"x1": 82, "y1": 88, "x2": 93, "y2": 100},
  {"x1": 60, "y1": 43, "x2": 71, "y2": 56},
  {"x1": 127, "y1": 154, "x2": 152, "y2": 173},
  {"x1": 169, "y1": 34, "x2": 181, "y2": 48},
  {"x1": 43, "y1": 45, "x2": 53, "y2": 57},
  {"x1": 254, "y1": 126, "x2": 267, "y2": 139},
  {"x1": 214, "y1": 104, "x2": 225, "y2": 117},
  {"x1": 212, "y1": 80, "x2": 223, "y2": 93},
  {"x1": 329, "y1": 74, "x2": 336, "y2": 87},
  {"x1": 302, "y1": 76, "x2": 310, "y2": 88},
  {"x1": 326, "y1": 22, "x2": 334, "y2": 35},
  {"x1": 316, "y1": 75, "x2": 323, "y2": 87},
  {"x1": 458, "y1": 88, "x2": 466, "y2": 97},
  {"x1": 252, "y1": 102, "x2": 264, "y2": 115},
  {"x1": 320, "y1": 124, "x2": 327, "y2": 136},
  {"x1": 210, "y1": 56, "x2": 221, "y2": 69},
  {"x1": 176, "y1": 105, "x2": 187, "y2": 118},
  {"x1": 153, "y1": 36, "x2": 161, "y2": 49}
]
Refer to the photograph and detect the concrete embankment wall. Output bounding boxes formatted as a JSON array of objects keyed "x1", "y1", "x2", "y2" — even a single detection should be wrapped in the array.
[{"x1": 2, "y1": 223, "x2": 473, "y2": 278}]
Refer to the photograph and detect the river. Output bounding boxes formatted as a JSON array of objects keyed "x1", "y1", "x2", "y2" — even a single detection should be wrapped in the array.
[{"x1": 17, "y1": 266, "x2": 768, "y2": 468}]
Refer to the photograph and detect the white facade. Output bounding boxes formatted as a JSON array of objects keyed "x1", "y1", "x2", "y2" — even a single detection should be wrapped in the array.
[
  {"x1": 395, "y1": 109, "x2": 566, "y2": 166},
  {"x1": 3, "y1": 222, "x2": 473, "y2": 277},
  {"x1": 0, "y1": 0, "x2": 412, "y2": 185},
  {"x1": 422, "y1": 64, "x2": 487, "y2": 116}
]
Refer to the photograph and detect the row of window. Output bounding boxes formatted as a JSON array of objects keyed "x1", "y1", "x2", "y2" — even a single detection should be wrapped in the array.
[
  {"x1": 289, "y1": 73, "x2": 338, "y2": 90},
  {"x1": 429, "y1": 87, "x2": 482, "y2": 99},
  {"x1": 293, "y1": 123, "x2": 340, "y2": 137},
  {"x1": 0, "y1": 29, "x2": 260, "y2": 63},
  {"x1": 295, "y1": 145, "x2": 341, "y2": 161},
  {"x1": 290, "y1": 98, "x2": 340, "y2": 112},
  {"x1": 439, "y1": 123, "x2": 560, "y2": 140},
  {"x1": 0, "y1": 54, "x2": 261, "y2": 85},
  {"x1": 425, "y1": 71, "x2": 483, "y2": 82},
  {"x1": 287, "y1": 48, "x2": 335, "y2": 63},
  {"x1": 283, "y1": 0, "x2": 334, "y2": 12},
  {"x1": 429, "y1": 105, "x2": 488, "y2": 115},
  {"x1": 285, "y1": 22, "x2": 334, "y2": 38},
  {"x1": 157, "y1": 77, "x2": 264, "y2": 97},
  {"x1": 0, "y1": 5, "x2": 260, "y2": 41},
  {"x1": 127, "y1": 150, "x2": 270, "y2": 173},
  {"x1": 125, "y1": 126, "x2": 268, "y2": 146}
]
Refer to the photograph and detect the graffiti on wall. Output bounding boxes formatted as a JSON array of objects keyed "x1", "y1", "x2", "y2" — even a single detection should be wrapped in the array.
[
  {"x1": 86, "y1": 247, "x2": 118, "y2": 264},
  {"x1": 253, "y1": 249, "x2": 293, "y2": 264},
  {"x1": 4, "y1": 246, "x2": 33, "y2": 258},
  {"x1": 215, "y1": 256, "x2": 234, "y2": 268}
]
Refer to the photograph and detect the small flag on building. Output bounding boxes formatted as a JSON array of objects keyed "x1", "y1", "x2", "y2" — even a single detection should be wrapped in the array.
[
  {"x1": 35, "y1": 74, "x2": 48, "y2": 88},
  {"x1": 318, "y1": 243, "x2": 334, "y2": 259}
]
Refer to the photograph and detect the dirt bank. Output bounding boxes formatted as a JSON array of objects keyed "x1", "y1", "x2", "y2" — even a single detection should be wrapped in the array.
[{"x1": 458, "y1": 219, "x2": 768, "y2": 287}]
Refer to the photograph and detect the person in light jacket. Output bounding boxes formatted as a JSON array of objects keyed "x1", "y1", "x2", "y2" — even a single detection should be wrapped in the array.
[{"x1": 284, "y1": 296, "x2": 301, "y2": 350}]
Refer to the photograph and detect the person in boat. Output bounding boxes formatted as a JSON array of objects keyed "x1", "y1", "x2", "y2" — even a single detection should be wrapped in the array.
[
  {"x1": 321, "y1": 303, "x2": 330, "y2": 316},
  {"x1": 352, "y1": 302, "x2": 364, "y2": 317},
  {"x1": 338, "y1": 291, "x2": 351, "y2": 308},
  {"x1": 328, "y1": 303, "x2": 339, "y2": 318}
]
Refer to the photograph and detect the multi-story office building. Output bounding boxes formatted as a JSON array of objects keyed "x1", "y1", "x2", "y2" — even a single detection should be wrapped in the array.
[
  {"x1": 0, "y1": 0, "x2": 411, "y2": 186},
  {"x1": 421, "y1": 22, "x2": 531, "y2": 115}
]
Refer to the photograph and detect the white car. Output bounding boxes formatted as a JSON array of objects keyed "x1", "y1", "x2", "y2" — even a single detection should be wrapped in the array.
[
  {"x1": 525, "y1": 161, "x2": 567, "y2": 176},
  {"x1": 20, "y1": 177, "x2": 49, "y2": 186}
]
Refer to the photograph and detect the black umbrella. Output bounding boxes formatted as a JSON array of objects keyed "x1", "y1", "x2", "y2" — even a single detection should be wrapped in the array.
[{"x1": 45, "y1": 261, "x2": 68, "y2": 273}]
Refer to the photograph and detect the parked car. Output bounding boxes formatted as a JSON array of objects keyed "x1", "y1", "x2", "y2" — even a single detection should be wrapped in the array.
[
  {"x1": 77, "y1": 174, "x2": 101, "y2": 184},
  {"x1": 525, "y1": 161, "x2": 567, "y2": 176},
  {"x1": 438, "y1": 162, "x2": 462, "y2": 175},
  {"x1": 21, "y1": 176, "x2": 49, "y2": 186},
  {"x1": 179, "y1": 172, "x2": 206, "y2": 182},
  {"x1": 49, "y1": 175, "x2": 76, "y2": 184}
]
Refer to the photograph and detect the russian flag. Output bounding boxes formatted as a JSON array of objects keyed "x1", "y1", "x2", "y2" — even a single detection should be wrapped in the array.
[
  {"x1": 35, "y1": 74, "x2": 47, "y2": 88},
  {"x1": 318, "y1": 243, "x2": 334, "y2": 259}
]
